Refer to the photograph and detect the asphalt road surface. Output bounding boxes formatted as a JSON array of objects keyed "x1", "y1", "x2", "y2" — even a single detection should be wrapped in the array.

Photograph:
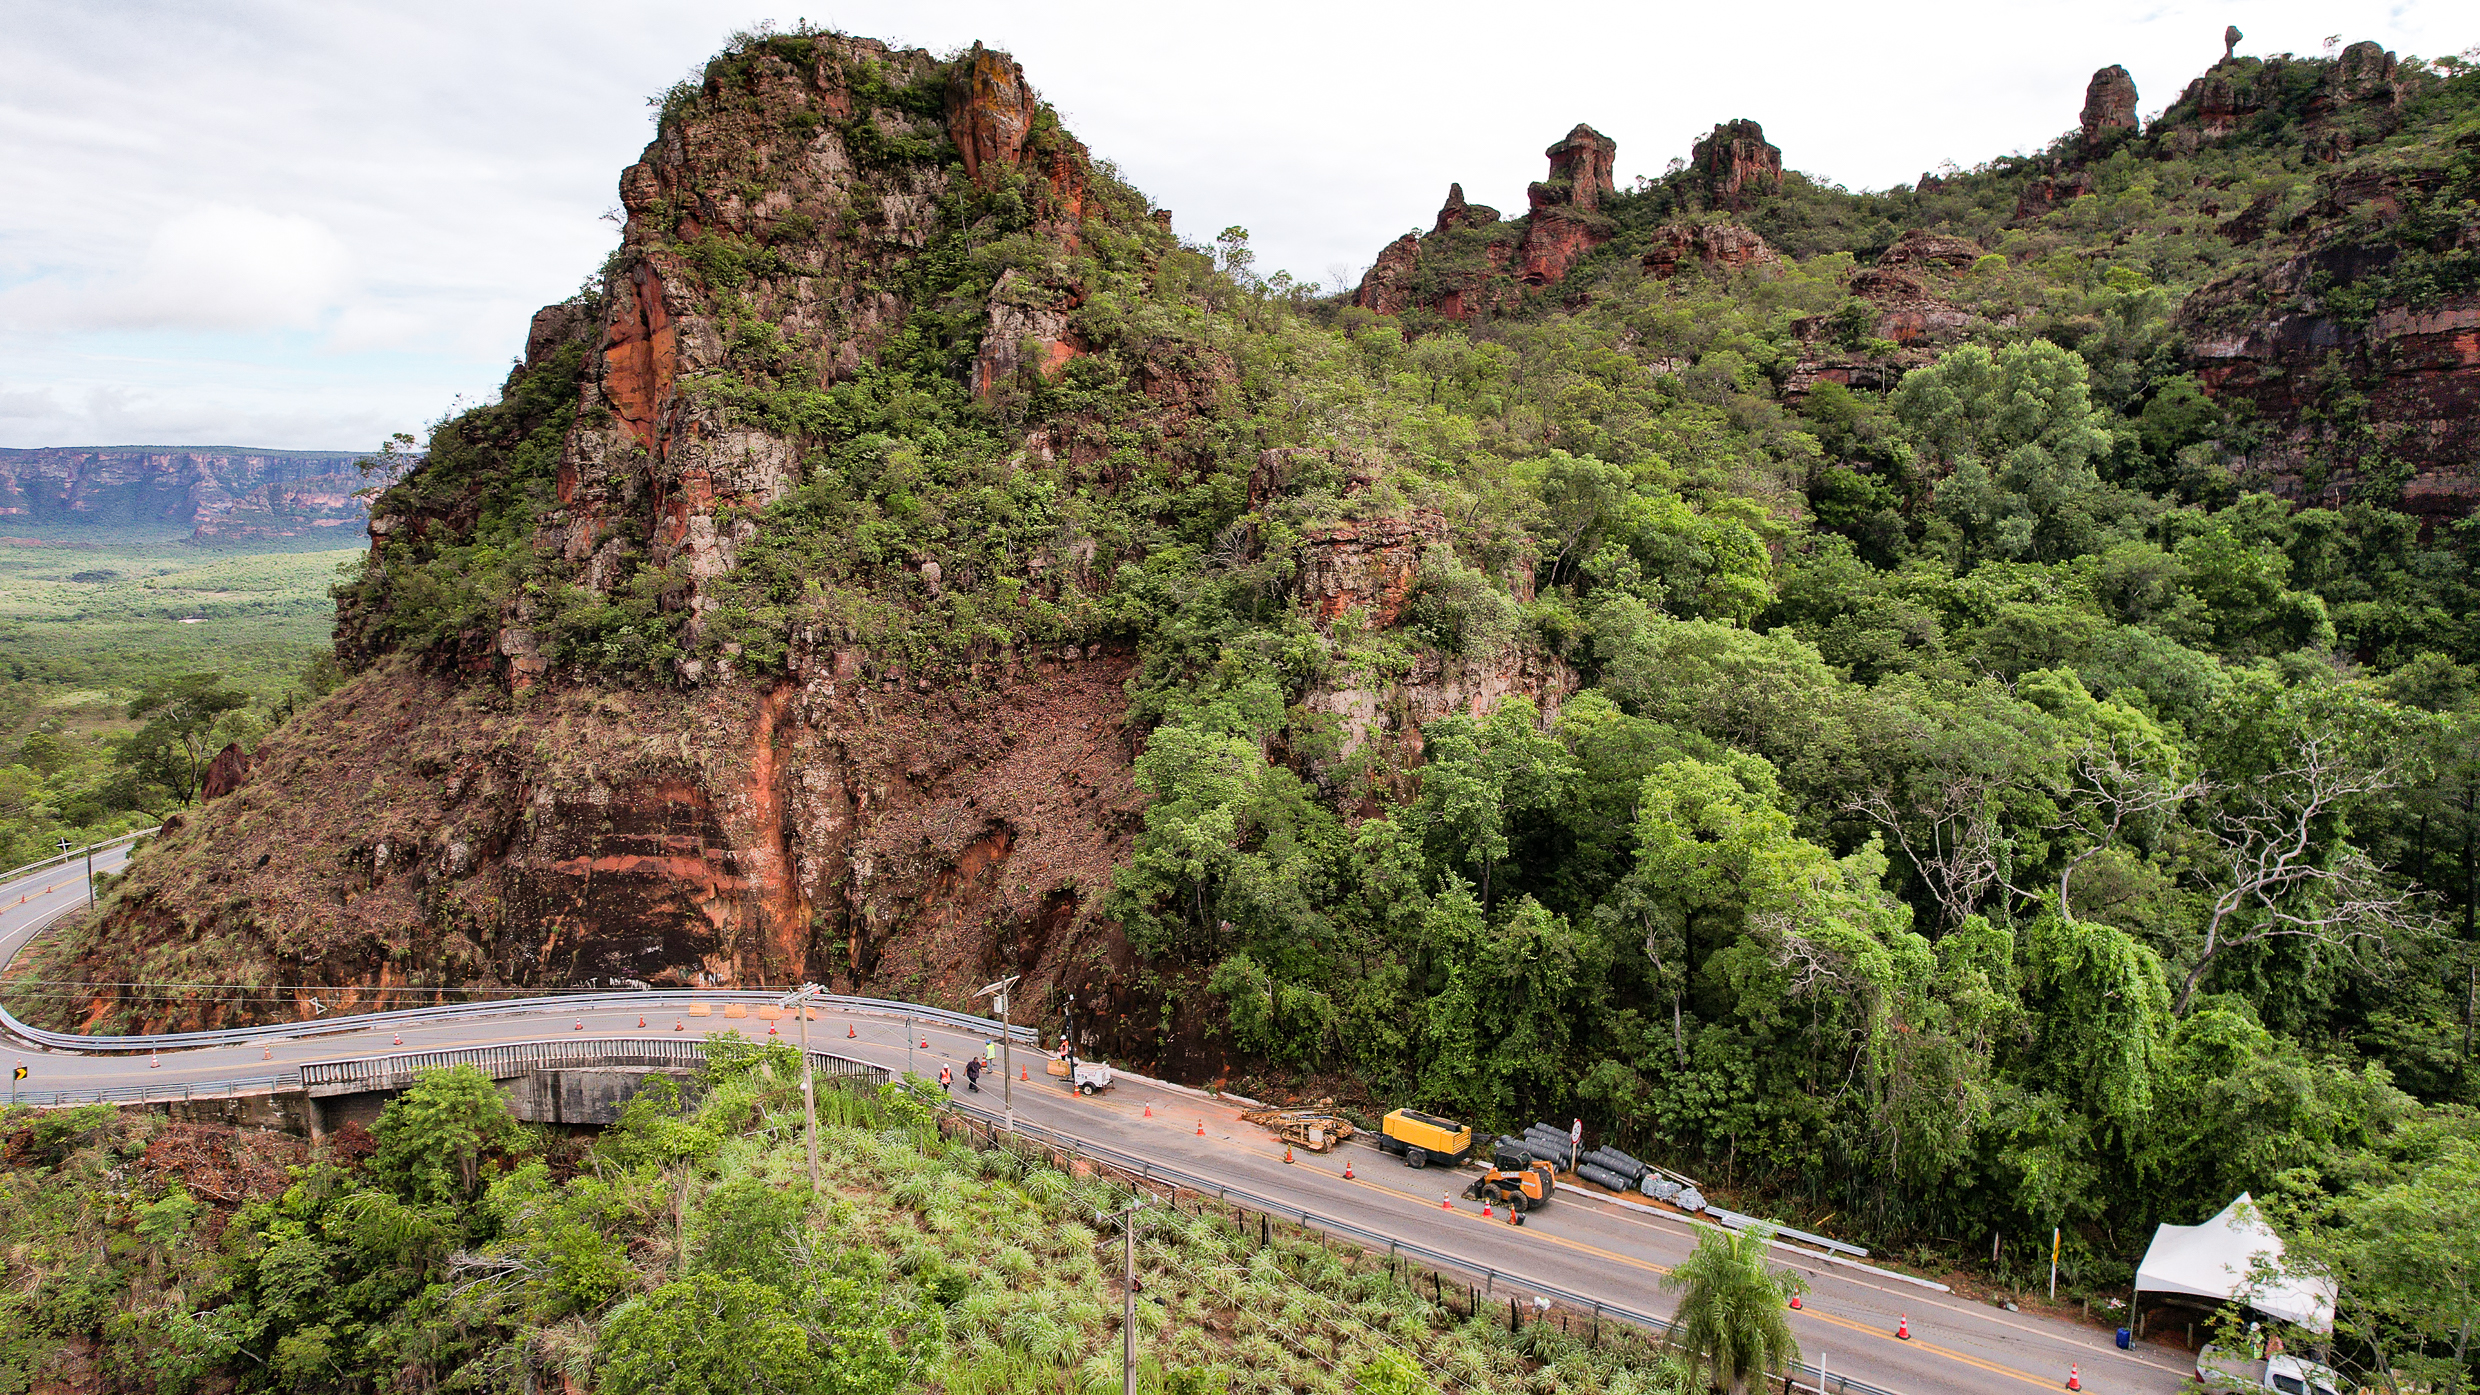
[{"x1": 0, "y1": 851, "x2": 2196, "y2": 1395}]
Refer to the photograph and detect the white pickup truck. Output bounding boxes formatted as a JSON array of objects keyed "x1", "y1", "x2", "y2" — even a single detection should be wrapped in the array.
[{"x1": 2195, "y1": 1344, "x2": 2344, "y2": 1395}]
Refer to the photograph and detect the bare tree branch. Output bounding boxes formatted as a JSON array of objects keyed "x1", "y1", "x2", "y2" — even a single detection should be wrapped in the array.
[
  {"x1": 1850, "y1": 779, "x2": 2014, "y2": 930},
  {"x1": 2051, "y1": 740, "x2": 2205, "y2": 923},
  {"x1": 2176, "y1": 735, "x2": 2433, "y2": 1014}
]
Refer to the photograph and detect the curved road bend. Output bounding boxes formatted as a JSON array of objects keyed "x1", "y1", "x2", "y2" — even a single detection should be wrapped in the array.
[{"x1": 0, "y1": 856, "x2": 2191, "y2": 1395}]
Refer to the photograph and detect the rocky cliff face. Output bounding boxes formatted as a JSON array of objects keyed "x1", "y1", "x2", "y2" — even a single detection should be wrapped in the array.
[
  {"x1": 57, "y1": 32, "x2": 1573, "y2": 1040},
  {"x1": 0, "y1": 447, "x2": 373, "y2": 539},
  {"x1": 1642, "y1": 222, "x2": 1778, "y2": 280},
  {"x1": 2184, "y1": 230, "x2": 2480, "y2": 529}
]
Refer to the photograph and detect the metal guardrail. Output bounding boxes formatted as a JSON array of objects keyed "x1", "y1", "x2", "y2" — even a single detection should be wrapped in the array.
[
  {"x1": 18, "y1": 1071, "x2": 303, "y2": 1107},
  {"x1": 0, "y1": 829, "x2": 155, "y2": 888},
  {"x1": 945, "y1": 1096, "x2": 1899, "y2": 1395},
  {"x1": 297, "y1": 1038, "x2": 888, "y2": 1092},
  {"x1": 0, "y1": 963, "x2": 1043, "y2": 1056}
]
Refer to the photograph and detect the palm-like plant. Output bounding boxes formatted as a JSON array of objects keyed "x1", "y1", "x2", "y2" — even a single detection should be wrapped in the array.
[{"x1": 1659, "y1": 1225, "x2": 1808, "y2": 1393}]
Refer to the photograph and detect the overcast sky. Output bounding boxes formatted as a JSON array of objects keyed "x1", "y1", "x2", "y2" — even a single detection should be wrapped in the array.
[{"x1": 1, "y1": 0, "x2": 2466, "y2": 452}]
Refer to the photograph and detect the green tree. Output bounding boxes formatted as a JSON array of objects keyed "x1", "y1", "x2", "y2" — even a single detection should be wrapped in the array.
[
  {"x1": 1659, "y1": 1225, "x2": 1806, "y2": 1393},
  {"x1": 116, "y1": 672, "x2": 250, "y2": 805},
  {"x1": 368, "y1": 1064, "x2": 530, "y2": 1208},
  {"x1": 1893, "y1": 341, "x2": 2124, "y2": 565},
  {"x1": 598, "y1": 1266, "x2": 917, "y2": 1395},
  {"x1": 2295, "y1": 1135, "x2": 2480, "y2": 1392}
]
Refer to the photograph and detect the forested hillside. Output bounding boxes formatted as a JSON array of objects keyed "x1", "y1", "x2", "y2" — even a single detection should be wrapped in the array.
[{"x1": 32, "y1": 25, "x2": 2480, "y2": 1381}]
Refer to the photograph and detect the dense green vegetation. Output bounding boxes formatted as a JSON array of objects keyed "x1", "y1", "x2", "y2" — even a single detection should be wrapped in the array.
[
  {"x1": 0, "y1": 525, "x2": 355, "y2": 867},
  {"x1": 307, "y1": 28, "x2": 2480, "y2": 1386},
  {"x1": 0, "y1": 1045, "x2": 1708, "y2": 1393}
]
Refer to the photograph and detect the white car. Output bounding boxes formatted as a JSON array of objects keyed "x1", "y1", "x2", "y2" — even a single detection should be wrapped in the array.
[{"x1": 2195, "y1": 1343, "x2": 2344, "y2": 1395}]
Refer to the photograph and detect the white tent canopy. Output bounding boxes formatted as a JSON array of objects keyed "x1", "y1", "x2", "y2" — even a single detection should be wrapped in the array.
[{"x1": 2135, "y1": 1192, "x2": 2336, "y2": 1335}]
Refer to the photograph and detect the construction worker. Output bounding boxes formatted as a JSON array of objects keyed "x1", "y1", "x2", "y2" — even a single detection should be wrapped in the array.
[
  {"x1": 984, "y1": 1038, "x2": 998, "y2": 1066},
  {"x1": 938, "y1": 1063, "x2": 953, "y2": 1093},
  {"x1": 965, "y1": 1056, "x2": 984, "y2": 1092}
]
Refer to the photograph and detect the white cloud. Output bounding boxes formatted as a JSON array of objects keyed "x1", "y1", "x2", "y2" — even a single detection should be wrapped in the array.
[
  {"x1": 0, "y1": 0, "x2": 2467, "y2": 449},
  {"x1": 0, "y1": 206, "x2": 354, "y2": 335}
]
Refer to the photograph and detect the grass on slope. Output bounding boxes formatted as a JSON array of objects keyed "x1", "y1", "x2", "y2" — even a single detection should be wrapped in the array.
[{"x1": 0, "y1": 1042, "x2": 1708, "y2": 1394}]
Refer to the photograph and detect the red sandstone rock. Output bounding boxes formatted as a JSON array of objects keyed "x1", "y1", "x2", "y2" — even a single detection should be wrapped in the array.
[
  {"x1": 1433, "y1": 183, "x2": 1500, "y2": 235},
  {"x1": 1533, "y1": 124, "x2": 1617, "y2": 214},
  {"x1": 1691, "y1": 120, "x2": 1781, "y2": 209},
  {"x1": 1355, "y1": 233, "x2": 1424, "y2": 316},
  {"x1": 2014, "y1": 169, "x2": 2094, "y2": 222},
  {"x1": 201, "y1": 741, "x2": 255, "y2": 801},
  {"x1": 1355, "y1": 128, "x2": 1611, "y2": 316},
  {"x1": 1298, "y1": 511, "x2": 1449, "y2": 629},
  {"x1": 944, "y1": 43, "x2": 1037, "y2": 187},
  {"x1": 1875, "y1": 229, "x2": 1984, "y2": 271},
  {"x1": 1642, "y1": 223, "x2": 1780, "y2": 279},
  {"x1": 2080, "y1": 65, "x2": 2138, "y2": 145}
]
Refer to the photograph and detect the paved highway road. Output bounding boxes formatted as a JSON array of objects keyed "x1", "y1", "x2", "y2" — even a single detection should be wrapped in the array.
[{"x1": 0, "y1": 850, "x2": 2196, "y2": 1395}]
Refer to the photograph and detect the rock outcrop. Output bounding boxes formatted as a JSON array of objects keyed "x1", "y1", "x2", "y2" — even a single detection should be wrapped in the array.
[
  {"x1": 1690, "y1": 120, "x2": 1782, "y2": 209},
  {"x1": 1642, "y1": 223, "x2": 1779, "y2": 279},
  {"x1": 2184, "y1": 232, "x2": 2480, "y2": 530},
  {"x1": 1354, "y1": 125, "x2": 1619, "y2": 319},
  {"x1": 2155, "y1": 38, "x2": 2414, "y2": 157},
  {"x1": 2080, "y1": 65, "x2": 2138, "y2": 145},
  {"x1": 199, "y1": 742, "x2": 256, "y2": 801},
  {"x1": 1786, "y1": 232, "x2": 1996, "y2": 396},
  {"x1": 1521, "y1": 124, "x2": 1620, "y2": 286}
]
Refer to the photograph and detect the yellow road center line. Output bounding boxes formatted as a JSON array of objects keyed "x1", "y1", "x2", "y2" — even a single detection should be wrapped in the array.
[
  {"x1": 1349, "y1": 1169, "x2": 2075, "y2": 1392},
  {"x1": 1800, "y1": 1307, "x2": 2066, "y2": 1390}
]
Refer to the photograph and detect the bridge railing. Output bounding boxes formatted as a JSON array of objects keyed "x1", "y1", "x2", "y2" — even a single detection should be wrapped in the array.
[
  {"x1": 19, "y1": 1071, "x2": 304, "y2": 1107},
  {"x1": 944, "y1": 1095, "x2": 1898, "y2": 1395},
  {"x1": 298, "y1": 1038, "x2": 889, "y2": 1092}
]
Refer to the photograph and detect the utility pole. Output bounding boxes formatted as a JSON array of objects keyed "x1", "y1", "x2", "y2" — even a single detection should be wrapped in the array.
[
  {"x1": 974, "y1": 974, "x2": 1020, "y2": 1120},
  {"x1": 777, "y1": 983, "x2": 821, "y2": 1196},
  {"x1": 1100, "y1": 1195, "x2": 1145, "y2": 1395}
]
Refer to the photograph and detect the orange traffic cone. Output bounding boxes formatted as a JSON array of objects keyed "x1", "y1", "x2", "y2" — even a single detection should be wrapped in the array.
[
  {"x1": 847, "y1": 1025, "x2": 857, "y2": 1039},
  {"x1": 1283, "y1": 1146, "x2": 1294, "y2": 1164},
  {"x1": 766, "y1": 1024, "x2": 778, "y2": 1036},
  {"x1": 1019, "y1": 1066, "x2": 1028, "y2": 1081},
  {"x1": 1896, "y1": 1314, "x2": 1911, "y2": 1340},
  {"x1": 1197, "y1": 1119, "x2": 1206, "y2": 1136},
  {"x1": 263, "y1": 1046, "x2": 271, "y2": 1060},
  {"x1": 638, "y1": 1016, "x2": 646, "y2": 1028},
  {"x1": 1343, "y1": 1161, "x2": 1354, "y2": 1179},
  {"x1": 1143, "y1": 1103, "x2": 1152, "y2": 1118},
  {"x1": 1789, "y1": 1295, "x2": 1803, "y2": 1309},
  {"x1": 1481, "y1": 1200, "x2": 1492, "y2": 1218},
  {"x1": 573, "y1": 1020, "x2": 583, "y2": 1031},
  {"x1": 2066, "y1": 1366, "x2": 2080, "y2": 1391},
  {"x1": 674, "y1": 1019, "x2": 684, "y2": 1032},
  {"x1": 150, "y1": 1051, "x2": 160, "y2": 1069},
  {"x1": 392, "y1": 1033, "x2": 403, "y2": 1046},
  {"x1": 1441, "y1": 1194, "x2": 1453, "y2": 1210}
]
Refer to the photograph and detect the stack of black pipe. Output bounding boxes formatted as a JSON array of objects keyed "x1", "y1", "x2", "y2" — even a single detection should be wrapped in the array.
[
  {"x1": 1519, "y1": 1123, "x2": 1573, "y2": 1163},
  {"x1": 1575, "y1": 1142, "x2": 1647, "y2": 1194}
]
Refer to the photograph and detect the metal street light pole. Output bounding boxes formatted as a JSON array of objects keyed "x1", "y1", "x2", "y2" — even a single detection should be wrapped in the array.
[
  {"x1": 1100, "y1": 1195, "x2": 1145, "y2": 1395},
  {"x1": 778, "y1": 983, "x2": 821, "y2": 1196},
  {"x1": 974, "y1": 974, "x2": 1021, "y2": 1121}
]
